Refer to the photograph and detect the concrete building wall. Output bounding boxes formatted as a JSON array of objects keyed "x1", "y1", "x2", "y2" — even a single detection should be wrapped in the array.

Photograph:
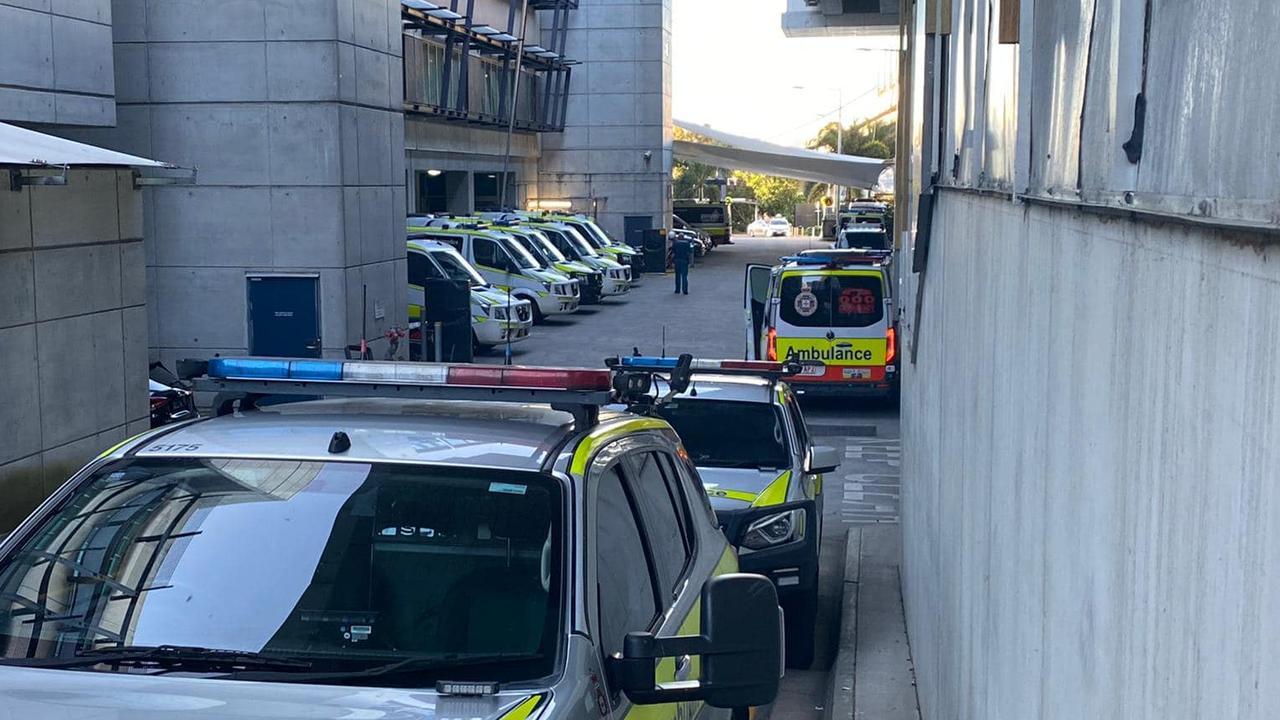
[
  {"x1": 75, "y1": 0, "x2": 407, "y2": 367},
  {"x1": 0, "y1": 169, "x2": 148, "y2": 530},
  {"x1": 897, "y1": 1, "x2": 1280, "y2": 717},
  {"x1": 902, "y1": 191, "x2": 1280, "y2": 720},
  {"x1": 404, "y1": 117, "x2": 539, "y2": 213},
  {"x1": 537, "y1": 0, "x2": 672, "y2": 239},
  {"x1": 0, "y1": 0, "x2": 116, "y2": 125}
]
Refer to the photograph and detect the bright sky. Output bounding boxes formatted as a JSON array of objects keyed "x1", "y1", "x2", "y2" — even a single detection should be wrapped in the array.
[{"x1": 671, "y1": 0, "x2": 898, "y2": 148}]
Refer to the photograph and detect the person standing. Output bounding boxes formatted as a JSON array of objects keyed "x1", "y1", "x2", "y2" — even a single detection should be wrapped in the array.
[{"x1": 672, "y1": 232, "x2": 692, "y2": 295}]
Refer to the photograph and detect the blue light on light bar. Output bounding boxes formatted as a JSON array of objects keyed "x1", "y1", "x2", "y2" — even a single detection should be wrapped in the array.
[
  {"x1": 620, "y1": 356, "x2": 678, "y2": 368},
  {"x1": 290, "y1": 360, "x2": 344, "y2": 381},
  {"x1": 208, "y1": 358, "x2": 344, "y2": 381}
]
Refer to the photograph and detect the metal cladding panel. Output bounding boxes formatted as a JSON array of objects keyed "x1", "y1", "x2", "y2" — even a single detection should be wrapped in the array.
[
  {"x1": 1025, "y1": 0, "x2": 1094, "y2": 195},
  {"x1": 1136, "y1": 0, "x2": 1280, "y2": 206}
]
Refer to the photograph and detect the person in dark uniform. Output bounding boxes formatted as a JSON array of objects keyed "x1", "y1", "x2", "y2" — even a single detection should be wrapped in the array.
[{"x1": 672, "y1": 232, "x2": 692, "y2": 295}]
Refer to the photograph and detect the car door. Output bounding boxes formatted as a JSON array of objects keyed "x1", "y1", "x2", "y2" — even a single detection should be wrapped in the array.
[
  {"x1": 744, "y1": 264, "x2": 773, "y2": 360},
  {"x1": 588, "y1": 439, "x2": 712, "y2": 720}
]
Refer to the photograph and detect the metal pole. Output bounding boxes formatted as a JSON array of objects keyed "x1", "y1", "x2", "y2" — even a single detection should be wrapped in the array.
[
  {"x1": 836, "y1": 88, "x2": 843, "y2": 210},
  {"x1": 434, "y1": 321, "x2": 444, "y2": 362},
  {"x1": 497, "y1": 0, "x2": 530, "y2": 210}
]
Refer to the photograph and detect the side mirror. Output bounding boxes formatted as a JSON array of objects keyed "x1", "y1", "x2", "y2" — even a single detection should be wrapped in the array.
[
  {"x1": 613, "y1": 574, "x2": 782, "y2": 709},
  {"x1": 804, "y1": 445, "x2": 841, "y2": 474}
]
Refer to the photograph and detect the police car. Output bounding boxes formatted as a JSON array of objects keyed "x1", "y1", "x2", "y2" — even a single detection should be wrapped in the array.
[
  {"x1": 0, "y1": 357, "x2": 784, "y2": 720},
  {"x1": 609, "y1": 356, "x2": 839, "y2": 668},
  {"x1": 744, "y1": 250, "x2": 898, "y2": 399}
]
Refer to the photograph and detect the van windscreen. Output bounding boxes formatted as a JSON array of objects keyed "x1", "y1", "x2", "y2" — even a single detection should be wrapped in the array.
[{"x1": 779, "y1": 273, "x2": 884, "y2": 328}]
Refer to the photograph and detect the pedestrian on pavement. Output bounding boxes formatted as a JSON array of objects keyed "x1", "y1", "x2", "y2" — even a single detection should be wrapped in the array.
[{"x1": 672, "y1": 232, "x2": 692, "y2": 295}]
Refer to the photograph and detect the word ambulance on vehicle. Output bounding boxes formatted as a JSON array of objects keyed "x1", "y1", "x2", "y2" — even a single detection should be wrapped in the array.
[
  {"x1": 744, "y1": 249, "x2": 898, "y2": 398},
  {"x1": 407, "y1": 237, "x2": 533, "y2": 349},
  {"x1": 408, "y1": 219, "x2": 580, "y2": 322},
  {"x1": 0, "y1": 356, "x2": 784, "y2": 720}
]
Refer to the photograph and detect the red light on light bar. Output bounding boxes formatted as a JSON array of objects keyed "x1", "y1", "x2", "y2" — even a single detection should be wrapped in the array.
[{"x1": 447, "y1": 365, "x2": 612, "y2": 390}]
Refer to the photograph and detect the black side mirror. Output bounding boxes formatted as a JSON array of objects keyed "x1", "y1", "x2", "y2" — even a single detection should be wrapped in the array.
[{"x1": 613, "y1": 574, "x2": 782, "y2": 709}]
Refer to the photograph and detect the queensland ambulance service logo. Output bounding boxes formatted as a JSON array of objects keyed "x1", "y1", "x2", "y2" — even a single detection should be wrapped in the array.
[{"x1": 794, "y1": 283, "x2": 819, "y2": 317}]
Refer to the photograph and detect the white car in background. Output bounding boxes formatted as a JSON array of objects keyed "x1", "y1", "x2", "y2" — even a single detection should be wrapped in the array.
[
  {"x1": 746, "y1": 218, "x2": 770, "y2": 237},
  {"x1": 768, "y1": 217, "x2": 793, "y2": 237}
]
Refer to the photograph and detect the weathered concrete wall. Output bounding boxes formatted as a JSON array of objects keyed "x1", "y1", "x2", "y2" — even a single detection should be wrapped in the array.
[
  {"x1": 537, "y1": 0, "x2": 672, "y2": 239},
  {"x1": 73, "y1": 0, "x2": 407, "y2": 366},
  {"x1": 901, "y1": 191, "x2": 1280, "y2": 720},
  {"x1": 0, "y1": 169, "x2": 149, "y2": 530},
  {"x1": 0, "y1": 0, "x2": 116, "y2": 125}
]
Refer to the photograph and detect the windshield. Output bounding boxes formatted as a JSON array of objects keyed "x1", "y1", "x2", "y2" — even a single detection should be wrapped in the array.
[
  {"x1": 504, "y1": 232, "x2": 551, "y2": 269},
  {"x1": 563, "y1": 220, "x2": 613, "y2": 248},
  {"x1": 779, "y1": 272, "x2": 885, "y2": 328},
  {"x1": 557, "y1": 226, "x2": 599, "y2": 256},
  {"x1": 770, "y1": 218, "x2": 789, "y2": 225},
  {"x1": 674, "y1": 206, "x2": 726, "y2": 226},
  {"x1": 431, "y1": 249, "x2": 487, "y2": 287},
  {"x1": 543, "y1": 227, "x2": 597, "y2": 258},
  {"x1": 526, "y1": 230, "x2": 568, "y2": 262},
  {"x1": 838, "y1": 228, "x2": 890, "y2": 250},
  {"x1": 495, "y1": 234, "x2": 540, "y2": 270},
  {"x1": 0, "y1": 459, "x2": 562, "y2": 684},
  {"x1": 655, "y1": 400, "x2": 789, "y2": 469}
]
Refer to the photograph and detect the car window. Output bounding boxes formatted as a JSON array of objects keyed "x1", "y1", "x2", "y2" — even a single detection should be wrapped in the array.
[
  {"x1": 430, "y1": 249, "x2": 486, "y2": 287},
  {"x1": 596, "y1": 465, "x2": 660, "y2": 658},
  {"x1": 784, "y1": 392, "x2": 810, "y2": 451},
  {"x1": 408, "y1": 251, "x2": 447, "y2": 284},
  {"x1": 655, "y1": 399, "x2": 790, "y2": 469},
  {"x1": 430, "y1": 234, "x2": 464, "y2": 253},
  {"x1": 0, "y1": 459, "x2": 563, "y2": 683},
  {"x1": 474, "y1": 237, "x2": 514, "y2": 272},
  {"x1": 778, "y1": 272, "x2": 885, "y2": 328},
  {"x1": 625, "y1": 452, "x2": 692, "y2": 599}
]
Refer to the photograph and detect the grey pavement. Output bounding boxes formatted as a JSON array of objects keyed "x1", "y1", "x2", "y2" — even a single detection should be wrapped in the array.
[
  {"x1": 473, "y1": 236, "x2": 829, "y2": 366},
  {"x1": 475, "y1": 234, "x2": 917, "y2": 720}
]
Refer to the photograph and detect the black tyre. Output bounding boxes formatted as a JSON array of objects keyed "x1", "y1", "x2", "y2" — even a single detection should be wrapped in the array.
[
  {"x1": 783, "y1": 588, "x2": 818, "y2": 669},
  {"x1": 528, "y1": 299, "x2": 545, "y2": 325}
]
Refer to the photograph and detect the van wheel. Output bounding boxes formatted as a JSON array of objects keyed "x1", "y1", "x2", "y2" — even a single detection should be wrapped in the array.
[
  {"x1": 783, "y1": 589, "x2": 817, "y2": 669},
  {"x1": 472, "y1": 332, "x2": 491, "y2": 354}
]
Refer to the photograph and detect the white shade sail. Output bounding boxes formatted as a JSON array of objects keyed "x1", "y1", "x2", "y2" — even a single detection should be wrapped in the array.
[{"x1": 674, "y1": 120, "x2": 890, "y2": 188}]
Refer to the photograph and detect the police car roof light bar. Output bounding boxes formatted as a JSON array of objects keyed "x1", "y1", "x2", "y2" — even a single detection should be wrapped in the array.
[
  {"x1": 181, "y1": 358, "x2": 615, "y2": 429},
  {"x1": 608, "y1": 356, "x2": 807, "y2": 379}
]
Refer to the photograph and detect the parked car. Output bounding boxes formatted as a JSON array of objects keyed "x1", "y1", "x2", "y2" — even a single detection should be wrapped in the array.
[
  {"x1": 148, "y1": 362, "x2": 197, "y2": 427},
  {"x1": 746, "y1": 218, "x2": 770, "y2": 237},
  {"x1": 768, "y1": 217, "x2": 793, "y2": 237}
]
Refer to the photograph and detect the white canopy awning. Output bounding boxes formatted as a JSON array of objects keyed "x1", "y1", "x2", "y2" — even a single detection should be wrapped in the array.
[
  {"x1": 0, "y1": 122, "x2": 171, "y2": 169},
  {"x1": 674, "y1": 120, "x2": 890, "y2": 189}
]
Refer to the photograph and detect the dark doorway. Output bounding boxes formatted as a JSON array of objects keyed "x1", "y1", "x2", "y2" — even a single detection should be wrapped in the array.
[
  {"x1": 417, "y1": 171, "x2": 448, "y2": 212},
  {"x1": 247, "y1": 275, "x2": 321, "y2": 357},
  {"x1": 623, "y1": 215, "x2": 652, "y2": 249},
  {"x1": 473, "y1": 172, "x2": 514, "y2": 211}
]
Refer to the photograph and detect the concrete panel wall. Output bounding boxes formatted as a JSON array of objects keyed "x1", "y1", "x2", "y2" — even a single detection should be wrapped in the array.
[
  {"x1": 902, "y1": 191, "x2": 1280, "y2": 720},
  {"x1": 0, "y1": 1, "x2": 116, "y2": 125},
  {"x1": 92, "y1": 0, "x2": 406, "y2": 366},
  {"x1": 537, "y1": 0, "x2": 672, "y2": 240},
  {"x1": 0, "y1": 169, "x2": 148, "y2": 531}
]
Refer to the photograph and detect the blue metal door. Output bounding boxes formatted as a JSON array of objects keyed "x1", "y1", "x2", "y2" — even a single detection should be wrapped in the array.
[{"x1": 247, "y1": 275, "x2": 321, "y2": 357}]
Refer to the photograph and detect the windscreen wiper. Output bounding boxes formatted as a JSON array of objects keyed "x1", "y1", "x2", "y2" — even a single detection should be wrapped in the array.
[
  {"x1": 230, "y1": 651, "x2": 541, "y2": 684},
  {"x1": 1, "y1": 644, "x2": 312, "y2": 672}
]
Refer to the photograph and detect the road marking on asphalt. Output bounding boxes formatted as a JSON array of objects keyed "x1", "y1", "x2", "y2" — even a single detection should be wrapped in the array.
[{"x1": 840, "y1": 439, "x2": 901, "y2": 525}]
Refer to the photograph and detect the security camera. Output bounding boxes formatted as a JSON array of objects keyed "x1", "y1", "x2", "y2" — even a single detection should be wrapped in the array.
[{"x1": 642, "y1": 150, "x2": 653, "y2": 161}]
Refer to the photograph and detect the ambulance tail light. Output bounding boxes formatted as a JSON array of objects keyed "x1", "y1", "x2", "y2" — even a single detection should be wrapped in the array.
[
  {"x1": 766, "y1": 328, "x2": 777, "y2": 361},
  {"x1": 885, "y1": 326, "x2": 896, "y2": 365}
]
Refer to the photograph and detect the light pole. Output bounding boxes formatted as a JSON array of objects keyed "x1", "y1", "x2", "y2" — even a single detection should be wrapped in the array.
[{"x1": 793, "y1": 85, "x2": 844, "y2": 210}]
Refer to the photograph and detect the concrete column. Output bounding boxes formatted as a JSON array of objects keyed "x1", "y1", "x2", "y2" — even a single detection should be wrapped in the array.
[
  {"x1": 537, "y1": 0, "x2": 673, "y2": 239},
  {"x1": 80, "y1": 0, "x2": 407, "y2": 365}
]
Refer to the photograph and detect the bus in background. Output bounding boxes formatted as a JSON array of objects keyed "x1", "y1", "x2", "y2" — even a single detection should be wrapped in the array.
[{"x1": 673, "y1": 199, "x2": 733, "y2": 246}]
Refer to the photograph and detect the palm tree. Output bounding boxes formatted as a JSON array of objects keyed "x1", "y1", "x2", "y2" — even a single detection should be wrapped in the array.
[{"x1": 807, "y1": 119, "x2": 896, "y2": 159}]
